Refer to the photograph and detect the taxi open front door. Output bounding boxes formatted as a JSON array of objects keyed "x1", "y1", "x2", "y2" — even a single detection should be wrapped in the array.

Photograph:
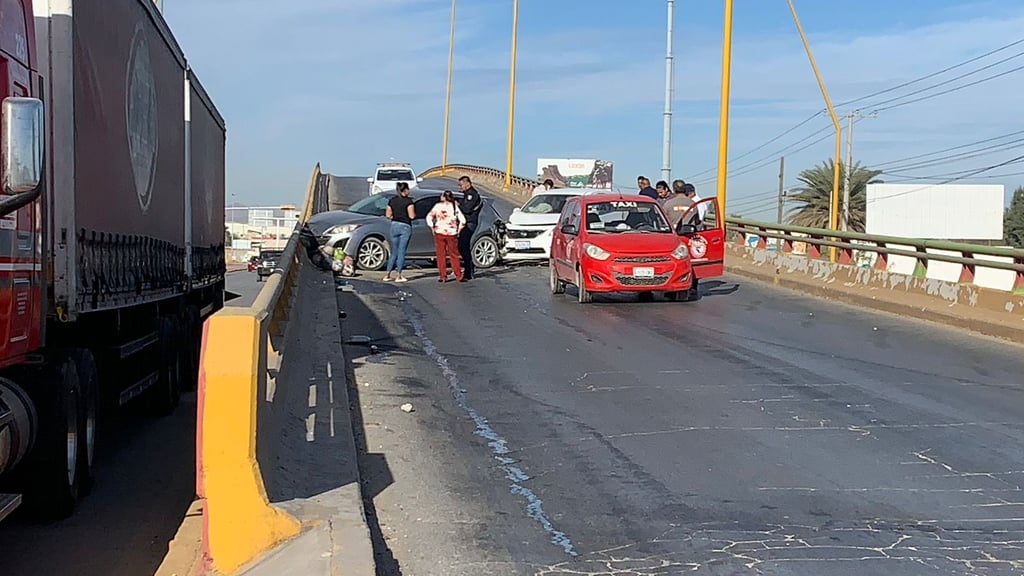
[{"x1": 678, "y1": 198, "x2": 724, "y2": 279}]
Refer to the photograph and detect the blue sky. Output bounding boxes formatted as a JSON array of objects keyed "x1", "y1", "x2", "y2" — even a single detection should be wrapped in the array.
[{"x1": 163, "y1": 0, "x2": 1024, "y2": 220}]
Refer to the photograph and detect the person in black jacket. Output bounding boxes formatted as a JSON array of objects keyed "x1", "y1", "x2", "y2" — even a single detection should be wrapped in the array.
[
  {"x1": 636, "y1": 175, "x2": 658, "y2": 200},
  {"x1": 457, "y1": 176, "x2": 482, "y2": 280}
]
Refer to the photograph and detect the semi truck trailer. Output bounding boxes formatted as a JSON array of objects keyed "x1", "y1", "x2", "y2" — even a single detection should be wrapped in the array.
[{"x1": 0, "y1": 0, "x2": 226, "y2": 521}]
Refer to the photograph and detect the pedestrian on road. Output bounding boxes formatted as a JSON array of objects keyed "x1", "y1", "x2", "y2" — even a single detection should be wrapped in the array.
[
  {"x1": 428, "y1": 190, "x2": 467, "y2": 283},
  {"x1": 457, "y1": 176, "x2": 483, "y2": 280},
  {"x1": 383, "y1": 182, "x2": 416, "y2": 282}
]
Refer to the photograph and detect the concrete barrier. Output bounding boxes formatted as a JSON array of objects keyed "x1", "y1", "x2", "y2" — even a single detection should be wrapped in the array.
[
  {"x1": 195, "y1": 164, "x2": 327, "y2": 574},
  {"x1": 727, "y1": 242, "x2": 1024, "y2": 341}
]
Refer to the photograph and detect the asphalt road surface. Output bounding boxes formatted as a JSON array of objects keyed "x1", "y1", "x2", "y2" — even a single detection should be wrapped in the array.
[
  {"x1": 0, "y1": 271, "x2": 255, "y2": 576},
  {"x1": 341, "y1": 214, "x2": 1024, "y2": 574}
]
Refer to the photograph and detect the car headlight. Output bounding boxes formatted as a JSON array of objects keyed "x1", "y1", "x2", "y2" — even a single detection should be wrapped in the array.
[
  {"x1": 671, "y1": 242, "x2": 690, "y2": 260},
  {"x1": 325, "y1": 224, "x2": 361, "y2": 236},
  {"x1": 584, "y1": 243, "x2": 611, "y2": 261}
]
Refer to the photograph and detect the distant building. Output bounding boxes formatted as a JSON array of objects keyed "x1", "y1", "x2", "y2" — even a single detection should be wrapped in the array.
[{"x1": 225, "y1": 205, "x2": 301, "y2": 252}]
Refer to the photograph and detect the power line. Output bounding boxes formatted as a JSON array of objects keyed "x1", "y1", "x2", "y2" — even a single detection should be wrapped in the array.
[
  {"x1": 877, "y1": 138, "x2": 1024, "y2": 173},
  {"x1": 881, "y1": 169, "x2": 1024, "y2": 181},
  {"x1": 866, "y1": 154, "x2": 1024, "y2": 204},
  {"x1": 873, "y1": 61, "x2": 1024, "y2": 113},
  {"x1": 688, "y1": 37, "x2": 1024, "y2": 180},
  {"x1": 837, "y1": 38, "x2": 1024, "y2": 108},
  {"x1": 860, "y1": 48, "x2": 1024, "y2": 110},
  {"x1": 870, "y1": 129, "x2": 1024, "y2": 168}
]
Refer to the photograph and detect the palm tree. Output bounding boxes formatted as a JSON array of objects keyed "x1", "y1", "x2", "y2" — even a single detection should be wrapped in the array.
[{"x1": 785, "y1": 159, "x2": 882, "y2": 231}]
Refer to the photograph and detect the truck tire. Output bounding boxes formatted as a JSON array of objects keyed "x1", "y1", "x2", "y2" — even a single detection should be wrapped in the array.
[
  {"x1": 23, "y1": 355, "x2": 81, "y2": 520},
  {"x1": 68, "y1": 349, "x2": 99, "y2": 496},
  {"x1": 149, "y1": 317, "x2": 182, "y2": 416}
]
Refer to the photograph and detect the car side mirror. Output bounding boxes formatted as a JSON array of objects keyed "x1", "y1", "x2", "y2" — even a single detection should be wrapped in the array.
[
  {"x1": 417, "y1": 177, "x2": 424, "y2": 182},
  {"x1": 678, "y1": 223, "x2": 697, "y2": 236},
  {"x1": 366, "y1": 177, "x2": 374, "y2": 183},
  {"x1": 512, "y1": 207, "x2": 521, "y2": 213},
  {"x1": 560, "y1": 224, "x2": 577, "y2": 235}
]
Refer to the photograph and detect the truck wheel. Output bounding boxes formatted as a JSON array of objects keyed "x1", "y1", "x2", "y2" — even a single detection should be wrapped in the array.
[
  {"x1": 68, "y1": 350, "x2": 99, "y2": 496},
  {"x1": 150, "y1": 318, "x2": 182, "y2": 417},
  {"x1": 23, "y1": 355, "x2": 81, "y2": 520}
]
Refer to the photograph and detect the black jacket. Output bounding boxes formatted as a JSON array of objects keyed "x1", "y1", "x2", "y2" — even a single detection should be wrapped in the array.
[{"x1": 459, "y1": 186, "x2": 483, "y2": 226}]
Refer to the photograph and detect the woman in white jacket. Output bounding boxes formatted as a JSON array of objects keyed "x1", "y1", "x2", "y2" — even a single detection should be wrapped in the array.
[{"x1": 427, "y1": 191, "x2": 467, "y2": 283}]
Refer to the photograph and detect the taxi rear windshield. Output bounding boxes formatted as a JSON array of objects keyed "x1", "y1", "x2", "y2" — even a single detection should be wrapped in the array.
[
  {"x1": 376, "y1": 169, "x2": 414, "y2": 181},
  {"x1": 585, "y1": 201, "x2": 672, "y2": 233}
]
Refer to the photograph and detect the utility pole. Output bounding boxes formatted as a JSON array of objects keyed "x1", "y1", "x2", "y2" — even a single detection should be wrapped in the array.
[
  {"x1": 441, "y1": 0, "x2": 456, "y2": 171},
  {"x1": 840, "y1": 110, "x2": 876, "y2": 231},
  {"x1": 777, "y1": 156, "x2": 786, "y2": 224},
  {"x1": 661, "y1": 0, "x2": 675, "y2": 184},
  {"x1": 503, "y1": 0, "x2": 519, "y2": 192}
]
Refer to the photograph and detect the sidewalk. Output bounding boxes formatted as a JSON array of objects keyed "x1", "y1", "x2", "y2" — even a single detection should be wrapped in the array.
[{"x1": 233, "y1": 260, "x2": 375, "y2": 575}]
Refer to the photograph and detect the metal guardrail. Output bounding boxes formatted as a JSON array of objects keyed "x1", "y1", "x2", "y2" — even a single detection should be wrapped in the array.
[
  {"x1": 424, "y1": 163, "x2": 1024, "y2": 291},
  {"x1": 729, "y1": 218, "x2": 1024, "y2": 286},
  {"x1": 419, "y1": 163, "x2": 539, "y2": 198}
]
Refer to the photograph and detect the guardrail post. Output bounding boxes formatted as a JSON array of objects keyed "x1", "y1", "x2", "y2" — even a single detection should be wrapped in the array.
[
  {"x1": 839, "y1": 244, "x2": 854, "y2": 265},
  {"x1": 913, "y1": 246, "x2": 929, "y2": 279},
  {"x1": 959, "y1": 250, "x2": 976, "y2": 284},
  {"x1": 755, "y1": 227, "x2": 768, "y2": 249},
  {"x1": 1015, "y1": 255, "x2": 1024, "y2": 294},
  {"x1": 807, "y1": 235, "x2": 822, "y2": 260},
  {"x1": 874, "y1": 242, "x2": 888, "y2": 271}
]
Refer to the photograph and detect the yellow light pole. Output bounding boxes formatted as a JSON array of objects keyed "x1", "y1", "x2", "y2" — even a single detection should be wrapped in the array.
[
  {"x1": 787, "y1": 0, "x2": 842, "y2": 256},
  {"x1": 441, "y1": 0, "x2": 456, "y2": 172},
  {"x1": 715, "y1": 0, "x2": 734, "y2": 224},
  {"x1": 504, "y1": 0, "x2": 519, "y2": 192}
]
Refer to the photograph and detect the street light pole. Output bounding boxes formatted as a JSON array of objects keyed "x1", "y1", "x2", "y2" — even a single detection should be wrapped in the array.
[
  {"x1": 503, "y1": 0, "x2": 519, "y2": 192},
  {"x1": 660, "y1": 0, "x2": 675, "y2": 184},
  {"x1": 715, "y1": 0, "x2": 734, "y2": 221},
  {"x1": 442, "y1": 0, "x2": 456, "y2": 171}
]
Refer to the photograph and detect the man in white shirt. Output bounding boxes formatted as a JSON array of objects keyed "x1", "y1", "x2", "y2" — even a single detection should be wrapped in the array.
[{"x1": 684, "y1": 183, "x2": 707, "y2": 221}]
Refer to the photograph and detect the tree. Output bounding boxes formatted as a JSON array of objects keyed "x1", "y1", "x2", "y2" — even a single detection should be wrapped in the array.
[
  {"x1": 1006, "y1": 186, "x2": 1024, "y2": 248},
  {"x1": 785, "y1": 159, "x2": 882, "y2": 232}
]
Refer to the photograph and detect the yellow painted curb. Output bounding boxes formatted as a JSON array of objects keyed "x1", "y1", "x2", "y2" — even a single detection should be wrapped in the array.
[{"x1": 198, "y1": 311, "x2": 301, "y2": 574}]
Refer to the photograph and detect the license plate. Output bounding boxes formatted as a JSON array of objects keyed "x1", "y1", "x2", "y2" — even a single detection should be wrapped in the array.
[
  {"x1": 633, "y1": 267, "x2": 655, "y2": 278},
  {"x1": 515, "y1": 241, "x2": 531, "y2": 250}
]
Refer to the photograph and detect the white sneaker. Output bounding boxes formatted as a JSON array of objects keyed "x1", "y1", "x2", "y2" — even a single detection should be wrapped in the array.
[{"x1": 395, "y1": 276, "x2": 408, "y2": 283}]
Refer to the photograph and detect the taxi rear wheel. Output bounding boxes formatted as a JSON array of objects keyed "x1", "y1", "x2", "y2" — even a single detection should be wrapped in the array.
[
  {"x1": 549, "y1": 260, "x2": 565, "y2": 294},
  {"x1": 575, "y1": 267, "x2": 592, "y2": 304}
]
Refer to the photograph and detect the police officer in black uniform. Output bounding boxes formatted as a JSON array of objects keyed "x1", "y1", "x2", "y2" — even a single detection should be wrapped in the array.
[{"x1": 456, "y1": 176, "x2": 482, "y2": 280}]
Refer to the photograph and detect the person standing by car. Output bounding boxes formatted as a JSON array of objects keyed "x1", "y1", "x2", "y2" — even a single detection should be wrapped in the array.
[
  {"x1": 427, "y1": 190, "x2": 467, "y2": 283},
  {"x1": 383, "y1": 182, "x2": 416, "y2": 282},
  {"x1": 663, "y1": 180, "x2": 696, "y2": 230},
  {"x1": 637, "y1": 176, "x2": 658, "y2": 200},
  {"x1": 457, "y1": 176, "x2": 482, "y2": 280}
]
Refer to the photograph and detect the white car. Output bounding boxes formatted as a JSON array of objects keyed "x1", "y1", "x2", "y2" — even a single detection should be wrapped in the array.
[
  {"x1": 502, "y1": 189, "x2": 595, "y2": 261},
  {"x1": 367, "y1": 162, "x2": 423, "y2": 195}
]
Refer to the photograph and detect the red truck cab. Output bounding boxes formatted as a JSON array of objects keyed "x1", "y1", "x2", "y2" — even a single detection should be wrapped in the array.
[{"x1": 0, "y1": 0, "x2": 43, "y2": 370}]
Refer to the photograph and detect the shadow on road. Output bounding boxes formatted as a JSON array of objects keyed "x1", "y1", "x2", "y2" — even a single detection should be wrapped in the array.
[
  {"x1": 0, "y1": 395, "x2": 197, "y2": 576},
  {"x1": 335, "y1": 284, "x2": 403, "y2": 576}
]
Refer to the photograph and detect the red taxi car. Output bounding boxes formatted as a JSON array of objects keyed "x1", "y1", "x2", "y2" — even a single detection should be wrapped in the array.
[{"x1": 549, "y1": 194, "x2": 723, "y2": 303}]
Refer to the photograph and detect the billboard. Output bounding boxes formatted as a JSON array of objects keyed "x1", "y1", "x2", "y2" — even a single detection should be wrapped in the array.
[
  {"x1": 865, "y1": 183, "x2": 1004, "y2": 240},
  {"x1": 537, "y1": 158, "x2": 613, "y2": 189}
]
